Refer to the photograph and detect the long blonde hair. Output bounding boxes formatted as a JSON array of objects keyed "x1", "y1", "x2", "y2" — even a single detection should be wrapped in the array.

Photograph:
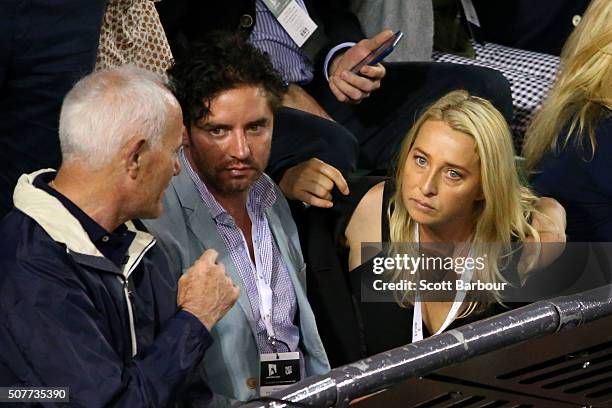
[
  {"x1": 523, "y1": 0, "x2": 612, "y2": 171},
  {"x1": 388, "y1": 90, "x2": 540, "y2": 305}
]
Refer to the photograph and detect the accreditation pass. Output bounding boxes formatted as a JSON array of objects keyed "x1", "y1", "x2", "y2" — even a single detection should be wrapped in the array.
[
  {"x1": 0, "y1": 387, "x2": 69, "y2": 403},
  {"x1": 261, "y1": 0, "x2": 318, "y2": 47}
]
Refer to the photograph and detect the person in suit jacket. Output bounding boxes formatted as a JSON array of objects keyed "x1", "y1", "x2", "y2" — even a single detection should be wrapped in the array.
[
  {"x1": 144, "y1": 36, "x2": 330, "y2": 406},
  {"x1": 156, "y1": 0, "x2": 514, "y2": 210},
  {"x1": 0, "y1": 0, "x2": 106, "y2": 219},
  {"x1": 473, "y1": 0, "x2": 591, "y2": 56}
]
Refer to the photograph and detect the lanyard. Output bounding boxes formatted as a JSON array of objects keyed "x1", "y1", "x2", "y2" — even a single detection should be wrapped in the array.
[
  {"x1": 411, "y1": 224, "x2": 474, "y2": 342},
  {"x1": 242, "y1": 227, "x2": 277, "y2": 344},
  {"x1": 260, "y1": 0, "x2": 317, "y2": 48},
  {"x1": 255, "y1": 270, "x2": 277, "y2": 342},
  {"x1": 253, "y1": 256, "x2": 290, "y2": 353}
]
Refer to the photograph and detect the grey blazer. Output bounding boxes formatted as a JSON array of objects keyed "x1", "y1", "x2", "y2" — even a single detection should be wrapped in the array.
[{"x1": 144, "y1": 168, "x2": 330, "y2": 406}]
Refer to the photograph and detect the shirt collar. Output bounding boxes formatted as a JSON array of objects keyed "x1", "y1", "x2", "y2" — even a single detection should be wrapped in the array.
[
  {"x1": 34, "y1": 172, "x2": 134, "y2": 267},
  {"x1": 35, "y1": 173, "x2": 108, "y2": 240},
  {"x1": 246, "y1": 171, "x2": 277, "y2": 214}
]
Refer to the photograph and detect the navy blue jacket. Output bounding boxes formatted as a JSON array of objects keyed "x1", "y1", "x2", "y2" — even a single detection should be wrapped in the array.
[
  {"x1": 0, "y1": 170, "x2": 213, "y2": 407},
  {"x1": 473, "y1": 0, "x2": 591, "y2": 55}
]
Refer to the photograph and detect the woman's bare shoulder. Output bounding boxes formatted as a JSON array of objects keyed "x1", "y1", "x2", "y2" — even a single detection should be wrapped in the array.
[{"x1": 345, "y1": 181, "x2": 386, "y2": 244}]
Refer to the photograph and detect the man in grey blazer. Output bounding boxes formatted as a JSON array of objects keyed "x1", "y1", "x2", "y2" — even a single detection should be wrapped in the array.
[{"x1": 144, "y1": 36, "x2": 330, "y2": 406}]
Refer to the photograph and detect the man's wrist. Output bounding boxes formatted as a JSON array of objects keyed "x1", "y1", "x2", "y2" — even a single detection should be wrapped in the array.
[
  {"x1": 178, "y1": 308, "x2": 213, "y2": 335},
  {"x1": 323, "y1": 42, "x2": 356, "y2": 81}
]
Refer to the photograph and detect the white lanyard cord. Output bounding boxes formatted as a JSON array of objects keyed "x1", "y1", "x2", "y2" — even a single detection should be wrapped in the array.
[
  {"x1": 243, "y1": 227, "x2": 288, "y2": 352},
  {"x1": 411, "y1": 224, "x2": 474, "y2": 342},
  {"x1": 254, "y1": 274, "x2": 290, "y2": 353}
]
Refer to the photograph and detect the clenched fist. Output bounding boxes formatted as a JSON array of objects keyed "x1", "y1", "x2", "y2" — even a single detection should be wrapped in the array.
[{"x1": 177, "y1": 249, "x2": 239, "y2": 331}]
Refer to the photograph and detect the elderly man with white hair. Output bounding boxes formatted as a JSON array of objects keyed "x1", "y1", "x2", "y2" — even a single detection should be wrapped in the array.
[{"x1": 0, "y1": 66, "x2": 239, "y2": 407}]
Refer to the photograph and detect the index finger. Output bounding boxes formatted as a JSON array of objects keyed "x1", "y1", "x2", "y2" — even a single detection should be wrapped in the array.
[
  {"x1": 361, "y1": 30, "x2": 394, "y2": 52},
  {"x1": 317, "y1": 162, "x2": 349, "y2": 195}
]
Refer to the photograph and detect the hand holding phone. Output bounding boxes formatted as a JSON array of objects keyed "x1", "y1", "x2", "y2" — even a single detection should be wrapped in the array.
[
  {"x1": 328, "y1": 30, "x2": 400, "y2": 104},
  {"x1": 350, "y1": 31, "x2": 403, "y2": 74}
]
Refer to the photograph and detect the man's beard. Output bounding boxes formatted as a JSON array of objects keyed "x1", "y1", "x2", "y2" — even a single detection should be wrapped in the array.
[{"x1": 198, "y1": 156, "x2": 267, "y2": 195}]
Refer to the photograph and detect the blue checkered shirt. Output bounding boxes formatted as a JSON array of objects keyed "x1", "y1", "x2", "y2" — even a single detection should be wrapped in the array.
[{"x1": 182, "y1": 151, "x2": 300, "y2": 354}]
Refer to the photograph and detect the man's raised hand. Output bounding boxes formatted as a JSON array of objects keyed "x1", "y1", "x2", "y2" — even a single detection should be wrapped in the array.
[
  {"x1": 178, "y1": 249, "x2": 239, "y2": 331},
  {"x1": 328, "y1": 30, "x2": 394, "y2": 103}
]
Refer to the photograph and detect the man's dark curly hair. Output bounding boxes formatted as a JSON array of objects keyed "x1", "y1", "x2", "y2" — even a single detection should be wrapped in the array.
[{"x1": 168, "y1": 32, "x2": 287, "y2": 128}]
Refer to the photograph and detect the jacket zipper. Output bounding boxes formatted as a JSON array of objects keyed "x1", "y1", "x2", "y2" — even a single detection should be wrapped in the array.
[
  {"x1": 119, "y1": 238, "x2": 156, "y2": 358},
  {"x1": 122, "y1": 277, "x2": 138, "y2": 357}
]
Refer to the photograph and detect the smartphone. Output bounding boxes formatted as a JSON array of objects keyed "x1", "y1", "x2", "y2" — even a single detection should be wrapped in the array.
[{"x1": 350, "y1": 31, "x2": 403, "y2": 74}]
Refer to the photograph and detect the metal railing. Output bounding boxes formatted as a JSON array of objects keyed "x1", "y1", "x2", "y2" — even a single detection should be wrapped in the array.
[{"x1": 241, "y1": 284, "x2": 612, "y2": 408}]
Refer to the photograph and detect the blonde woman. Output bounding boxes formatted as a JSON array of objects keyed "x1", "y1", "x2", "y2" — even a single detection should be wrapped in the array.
[
  {"x1": 334, "y1": 90, "x2": 565, "y2": 356},
  {"x1": 523, "y1": 0, "x2": 612, "y2": 242}
]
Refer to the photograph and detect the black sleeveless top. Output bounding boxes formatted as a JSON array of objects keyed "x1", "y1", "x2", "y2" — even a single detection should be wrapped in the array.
[{"x1": 338, "y1": 179, "x2": 514, "y2": 356}]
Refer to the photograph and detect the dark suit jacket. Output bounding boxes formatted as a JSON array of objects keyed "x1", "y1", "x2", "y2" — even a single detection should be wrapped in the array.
[
  {"x1": 156, "y1": 0, "x2": 365, "y2": 72},
  {"x1": 472, "y1": 0, "x2": 591, "y2": 55}
]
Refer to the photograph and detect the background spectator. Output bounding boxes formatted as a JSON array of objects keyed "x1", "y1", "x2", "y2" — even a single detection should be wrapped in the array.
[
  {"x1": 523, "y1": 0, "x2": 612, "y2": 242},
  {"x1": 0, "y1": 0, "x2": 106, "y2": 218}
]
